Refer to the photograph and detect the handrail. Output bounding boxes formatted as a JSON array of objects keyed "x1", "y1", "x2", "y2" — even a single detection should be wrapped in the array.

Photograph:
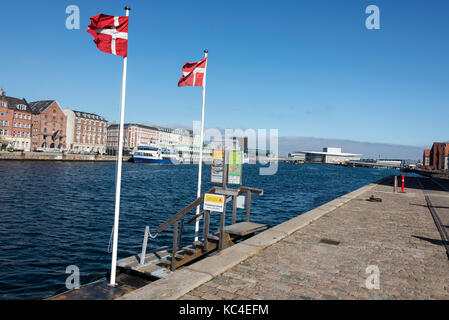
[
  {"x1": 156, "y1": 186, "x2": 217, "y2": 233},
  {"x1": 157, "y1": 185, "x2": 264, "y2": 271},
  {"x1": 238, "y1": 186, "x2": 264, "y2": 196},
  {"x1": 185, "y1": 186, "x2": 262, "y2": 225}
]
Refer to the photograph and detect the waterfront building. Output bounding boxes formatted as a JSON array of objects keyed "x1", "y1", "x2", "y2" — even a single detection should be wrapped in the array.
[
  {"x1": 0, "y1": 90, "x2": 32, "y2": 151},
  {"x1": 423, "y1": 149, "x2": 431, "y2": 167},
  {"x1": 290, "y1": 147, "x2": 361, "y2": 164},
  {"x1": 64, "y1": 109, "x2": 108, "y2": 154},
  {"x1": 106, "y1": 123, "x2": 196, "y2": 158},
  {"x1": 29, "y1": 100, "x2": 67, "y2": 150},
  {"x1": 430, "y1": 142, "x2": 449, "y2": 171},
  {"x1": 107, "y1": 123, "x2": 160, "y2": 155}
]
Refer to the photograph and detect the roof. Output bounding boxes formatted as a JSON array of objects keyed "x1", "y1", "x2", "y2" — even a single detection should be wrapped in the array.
[
  {"x1": 29, "y1": 100, "x2": 55, "y2": 114},
  {"x1": 73, "y1": 110, "x2": 107, "y2": 122},
  {"x1": 1, "y1": 96, "x2": 30, "y2": 111}
]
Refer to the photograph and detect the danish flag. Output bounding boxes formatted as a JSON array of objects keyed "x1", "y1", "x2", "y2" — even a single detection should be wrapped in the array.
[
  {"x1": 87, "y1": 14, "x2": 128, "y2": 57},
  {"x1": 178, "y1": 57, "x2": 207, "y2": 87}
]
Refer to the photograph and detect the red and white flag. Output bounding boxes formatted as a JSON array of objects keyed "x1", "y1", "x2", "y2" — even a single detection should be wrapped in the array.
[
  {"x1": 87, "y1": 14, "x2": 128, "y2": 57},
  {"x1": 178, "y1": 57, "x2": 207, "y2": 87}
]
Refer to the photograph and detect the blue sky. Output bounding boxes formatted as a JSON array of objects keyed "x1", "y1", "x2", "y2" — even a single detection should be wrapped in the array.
[{"x1": 1, "y1": 0, "x2": 448, "y2": 148}]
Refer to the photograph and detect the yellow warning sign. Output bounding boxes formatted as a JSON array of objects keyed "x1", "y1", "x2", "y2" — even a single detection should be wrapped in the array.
[{"x1": 204, "y1": 193, "x2": 225, "y2": 212}]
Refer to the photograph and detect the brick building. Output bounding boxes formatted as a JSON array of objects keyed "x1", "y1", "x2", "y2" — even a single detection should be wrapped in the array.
[
  {"x1": 64, "y1": 109, "x2": 108, "y2": 154},
  {"x1": 430, "y1": 142, "x2": 449, "y2": 171},
  {"x1": 0, "y1": 90, "x2": 32, "y2": 151},
  {"x1": 29, "y1": 100, "x2": 67, "y2": 150}
]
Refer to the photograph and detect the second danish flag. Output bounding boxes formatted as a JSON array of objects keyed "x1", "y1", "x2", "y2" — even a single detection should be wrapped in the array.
[
  {"x1": 87, "y1": 14, "x2": 129, "y2": 57},
  {"x1": 178, "y1": 57, "x2": 207, "y2": 87}
]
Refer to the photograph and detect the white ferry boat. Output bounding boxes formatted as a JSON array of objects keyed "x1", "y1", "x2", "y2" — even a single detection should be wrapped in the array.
[{"x1": 132, "y1": 146, "x2": 180, "y2": 164}]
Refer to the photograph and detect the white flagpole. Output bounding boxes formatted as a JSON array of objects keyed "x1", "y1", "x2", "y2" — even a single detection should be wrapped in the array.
[
  {"x1": 194, "y1": 49, "x2": 208, "y2": 242},
  {"x1": 110, "y1": 6, "x2": 130, "y2": 287}
]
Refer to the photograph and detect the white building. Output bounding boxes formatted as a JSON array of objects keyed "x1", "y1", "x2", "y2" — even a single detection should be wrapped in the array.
[
  {"x1": 64, "y1": 109, "x2": 108, "y2": 154},
  {"x1": 290, "y1": 147, "x2": 361, "y2": 164},
  {"x1": 106, "y1": 123, "x2": 195, "y2": 157}
]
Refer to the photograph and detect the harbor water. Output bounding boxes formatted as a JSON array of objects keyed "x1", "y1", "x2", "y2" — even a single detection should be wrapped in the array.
[{"x1": 0, "y1": 161, "x2": 400, "y2": 299}]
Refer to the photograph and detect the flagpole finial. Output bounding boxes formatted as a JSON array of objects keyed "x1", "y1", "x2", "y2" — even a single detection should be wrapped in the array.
[
  {"x1": 204, "y1": 49, "x2": 208, "y2": 54},
  {"x1": 124, "y1": 6, "x2": 131, "y2": 11}
]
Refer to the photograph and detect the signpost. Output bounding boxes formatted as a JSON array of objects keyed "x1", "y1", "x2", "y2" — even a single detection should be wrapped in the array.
[
  {"x1": 211, "y1": 150, "x2": 224, "y2": 183},
  {"x1": 204, "y1": 193, "x2": 225, "y2": 212},
  {"x1": 228, "y1": 151, "x2": 242, "y2": 185}
]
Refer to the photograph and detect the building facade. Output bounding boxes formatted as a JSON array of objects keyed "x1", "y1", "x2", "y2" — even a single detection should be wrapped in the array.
[
  {"x1": 107, "y1": 123, "x2": 161, "y2": 155},
  {"x1": 430, "y1": 142, "x2": 449, "y2": 171},
  {"x1": 290, "y1": 147, "x2": 361, "y2": 164},
  {"x1": 106, "y1": 123, "x2": 195, "y2": 157},
  {"x1": 29, "y1": 100, "x2": 67, "y2": 150},
  {"x1": 423, "y1": 149, "x2": 431, "y2": 167},
  {"x1": 0, "y1": 90, "x2": 32, "y2": 151},
  {"x1": 64, "y1": 109, "x2": 108, "y2": 154}
]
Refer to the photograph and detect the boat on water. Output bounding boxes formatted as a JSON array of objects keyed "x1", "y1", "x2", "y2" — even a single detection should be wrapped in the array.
[{"x1": 132, "y1": 146, "x2": 180, "y2": 164}]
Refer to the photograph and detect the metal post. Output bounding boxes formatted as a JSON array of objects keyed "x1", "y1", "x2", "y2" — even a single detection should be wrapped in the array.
[
  {"x1": 402, "y1": 174, "x2": 405, "y2": 193},
  {"x1": 171, "y1": 220, "x2": 179, "y2": 271},
  {"x1": 110, "y1": 6, "x2": 130, "y2": 287},
  {"x1": 194, "y1": 50, "x2": 209, "y2": 242},
  {"x1": 140, "y1": 226, "x2": 149, "y2": 265},
  {"x1": 178, "y1": 218, "x2": 184, "y2": 250},
  {"x1": 219, "y1": 198, "x2": 227, "y2": 251},
  {"x1": 394, "y1": 176, "x2": 397, "y2": 193},
  {"x1": 223, "y1": 149, "x2": 228, "y2": 189},
  {"x1": 202, "y1": 210, "x2": 210, "y2": 252},
  {"x1": 246, "y1": 191, "x2": 252, "y2": 222},
  {"x1": 232, "y1": 195, "x2": 237, "y2": 224}
]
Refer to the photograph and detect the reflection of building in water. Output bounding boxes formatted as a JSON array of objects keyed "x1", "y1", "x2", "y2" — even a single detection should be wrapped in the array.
[{"x1": 289, "y1": 147, "x2": 361, "y2": 164}]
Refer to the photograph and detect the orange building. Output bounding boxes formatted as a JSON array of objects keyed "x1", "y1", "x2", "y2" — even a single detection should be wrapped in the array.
[
  {"x1": 423, "y1": 149, "x2": 431, "y2": 167},
  {"x1": 0, "y1": 89, "x2": 32, "y2": 151}
]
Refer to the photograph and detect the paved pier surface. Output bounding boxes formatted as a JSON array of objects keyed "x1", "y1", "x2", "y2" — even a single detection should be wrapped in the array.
[
  {"x1": 183, "y1": 176, "x2": 449, "y2": 300},
  {"x1": 122, "y1": 176, "x2": 449, "y2": 300}
]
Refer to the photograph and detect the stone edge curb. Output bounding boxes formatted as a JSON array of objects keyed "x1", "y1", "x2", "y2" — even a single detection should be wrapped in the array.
[{"x1": 120, "y1": 177, "x2": 387, "y2": 300}]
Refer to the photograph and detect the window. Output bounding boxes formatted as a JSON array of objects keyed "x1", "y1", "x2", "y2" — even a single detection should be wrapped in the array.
[
  {"x1": 4, "y1": 130, "x2": 8, "y2": 136},
  {"x1": 0, "y1": 101, "x2": 6, "y2": 107},
  {"x1": 0, "y1": 129, "x2": 2, "y2": 136},
  {"x1": 18, "y1": 114, "x2": 22, "y2": 119},
  {"x1": 44, "y1": 128, "x2": 47, "y2": 133},
  {"x1": 0, "y1": 112, "x2": 4, "y2": 116},
  {"x1": 14, "y1": 113, "x2": 17, "y2": 118},
  {"x1": 77, "y1": 119, "x2": 81, "y2": 123}
]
